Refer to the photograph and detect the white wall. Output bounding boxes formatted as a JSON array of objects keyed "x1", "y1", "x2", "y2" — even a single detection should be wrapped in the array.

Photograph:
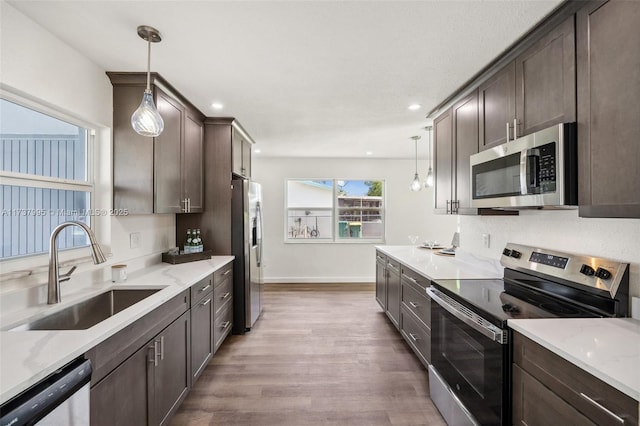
[
  {"x1": 0, "y1": 3, "x2": 175, "y2": 288},
  {"x1": 252, "y1": 157, "x2": 458, "y2": 282},
  {"x1": 458, "y1": 212, "x2": 640, "y2": 299}
]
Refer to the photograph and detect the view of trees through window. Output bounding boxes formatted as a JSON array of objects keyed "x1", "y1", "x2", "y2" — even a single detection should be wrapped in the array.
[{"x1": 286, "y1": 179, "x2": 384, "y2": 242}]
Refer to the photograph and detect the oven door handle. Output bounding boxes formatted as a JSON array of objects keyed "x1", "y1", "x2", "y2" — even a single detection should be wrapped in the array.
[{"x1": 427, "y1": 287, "x2": 507, "y2": 344}]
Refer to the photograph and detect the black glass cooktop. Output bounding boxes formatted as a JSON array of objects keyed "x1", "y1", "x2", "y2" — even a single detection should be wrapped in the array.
[{"x1": 432, "y1": 276, "x2": 601, "y2": 328}]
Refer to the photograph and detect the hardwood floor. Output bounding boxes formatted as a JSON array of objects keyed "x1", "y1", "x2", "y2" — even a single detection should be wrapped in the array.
[{"x1": 170, "y1": 283, "x2": 446, "y2": 426}]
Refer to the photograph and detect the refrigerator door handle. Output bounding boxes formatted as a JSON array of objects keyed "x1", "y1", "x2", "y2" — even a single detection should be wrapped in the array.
[{"x1": 256, "y1": 201, "x2": 263, "y2": 267}]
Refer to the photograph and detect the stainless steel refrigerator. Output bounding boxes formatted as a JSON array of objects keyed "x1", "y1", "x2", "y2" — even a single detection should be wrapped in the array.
[{"x1": 231, "y1": 178, "x2": 263, "y2": 333}]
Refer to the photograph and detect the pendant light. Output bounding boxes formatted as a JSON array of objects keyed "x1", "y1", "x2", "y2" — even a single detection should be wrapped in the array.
[
  {"x1": 410, "y1": 136, "x2": 422, "y2": 192},
  {"x1": 424, "y1": 126, "x2": 434, "y2": 188},
  {"x1": 131, "y1": 25, "x2": 164, "y2": 137}
]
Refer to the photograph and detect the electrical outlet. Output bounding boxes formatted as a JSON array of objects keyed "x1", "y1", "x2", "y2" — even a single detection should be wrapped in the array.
[
  {"x1": 130, "y1": 232, "x2": 141, "y2": 249},
  {"x1": 482, "y1": 233, "x2": 490, "y2": 249}
]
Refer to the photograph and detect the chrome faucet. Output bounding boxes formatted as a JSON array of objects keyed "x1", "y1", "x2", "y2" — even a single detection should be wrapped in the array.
[{"x1": 48, "y1": 221, "x2": 107, "y2": 304}]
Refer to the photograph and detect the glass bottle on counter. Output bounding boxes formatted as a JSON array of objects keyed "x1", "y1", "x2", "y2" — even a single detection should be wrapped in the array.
[
  {"x1": 185, "y1": 229, "x2": 193, "y2": 254},
  {"x1": 196, "y1": 229, "x2": 203, "y2": 253}
]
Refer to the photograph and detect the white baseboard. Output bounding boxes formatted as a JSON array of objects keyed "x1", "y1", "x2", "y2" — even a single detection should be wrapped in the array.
[{"x1": 263, "y1": 276, "x2": 375, "y2": 284}]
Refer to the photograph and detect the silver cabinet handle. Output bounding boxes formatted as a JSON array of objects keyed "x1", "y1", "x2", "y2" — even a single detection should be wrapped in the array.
[
  {"x1": 222, "y1": 321, "x2": 231, "y2": 329},
  {"x1": 150, "y1": 341, "x2": 159, "y2": 367},
  {"x1": 223, "y1": 269, "x2": 231, "y2": 276},
  {"x1": 199, "y1": 283, "x2": 211, "y2": 293},
  {"x1": 513, "y1": 118, "x2": 519, "y2": 140},
  {"x1": 402, "y1": 274, "x2": 419, "y2": 285},
  {"x1": 409, "y1": 301, "x2": 419, "y2": 308},
  {"x1": 159, "y1": 336, "x2": 164, "y2": 361},
  {"x1": 427, "y1": 287, "x2": 507, "y2": 344},
  {"x1": 200, "y1": 298, "x2": 211, "y2": 306},
  {"x1": 188, "y1": 198, "x2": 191, "y2": 212},
  {"x1": 387, "y1": 263, "x2": 399, "y2": 272},
  {"x1": 409, "y1": 333, "x2": 419, "y2": 342},
  {"x1": 221, "y1": 292, "x2": 230, "y2": 300},
  {"x1": 446, "y1": 200, "x2": 450, "y2": 214},
  {"x1": 579, "y1": 393, "x2": 625, "y2": 424}
]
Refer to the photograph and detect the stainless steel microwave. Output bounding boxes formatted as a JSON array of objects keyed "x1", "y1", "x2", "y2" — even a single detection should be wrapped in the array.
[{"x1": 470, "y1": 123, "x2": 577, "y2": 209}]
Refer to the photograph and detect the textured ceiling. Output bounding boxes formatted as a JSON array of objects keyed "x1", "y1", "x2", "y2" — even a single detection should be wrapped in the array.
[{"x1": 8, "y1": 0, "x2": 563, "y2": 159}]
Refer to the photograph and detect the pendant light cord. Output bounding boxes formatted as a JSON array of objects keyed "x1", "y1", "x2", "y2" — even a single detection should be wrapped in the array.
[
  {"x1": 415, "y1": 139, "x2": 418, "y2": 173},
  {"x1": 146, "y1": 38, "x2": 151, "y2": 92}
]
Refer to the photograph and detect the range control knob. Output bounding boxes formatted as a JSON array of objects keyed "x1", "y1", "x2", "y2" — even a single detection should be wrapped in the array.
[
  {"x1": 595, "y1": 267, "x2": 612, "y2": 280},
  {"x1": 502, "y1": 248, "x2": 512, "y2": 257},
  {"x1": 579, "y1": 264, "x2": 595, "y2": 276},
  {"x1": 510, "y1": 250, "x2": 522, "y2": 259}
]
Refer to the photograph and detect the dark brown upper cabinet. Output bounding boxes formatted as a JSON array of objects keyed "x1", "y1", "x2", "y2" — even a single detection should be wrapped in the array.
[
  {"x1": 232, "y1": 125, "x2": 252, "y2": 178},
  {"x1": 434, "y1": 91, "x2": 480, "y2": 215},
  {"x1": 479, "y1": 16, "x2": 576, "y2": 151},
  {"x1": 107, "y1": 72, "x2": 204, "y2": 214},
  {"x1": 577, "y1": 0, "x2": 640, "y2": 218}
]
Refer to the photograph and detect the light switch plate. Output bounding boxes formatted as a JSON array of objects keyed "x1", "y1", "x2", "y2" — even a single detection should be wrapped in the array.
[
  {"x1": 632, "y1": 297, "x2": 639, "y2": 320},
  {"x1": 482, "y1": 233, "x2": 490, "y2": 249},
  {"x1": 130, "y1": 232, "x2": 141, "y2": 249}
]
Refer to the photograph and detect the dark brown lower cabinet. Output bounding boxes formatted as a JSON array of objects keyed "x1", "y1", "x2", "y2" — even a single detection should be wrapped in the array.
[
  {"x1": 385, "y1": 258, "x2": 401, "y2": 329},
  {"x1": 512, "y1": 332, "x2": 638, "y2": 426},
  {"x1": 400, "y1": 266, "x2": 432, "y2": 366},
  {"x1": 90, "y1": 311, "x2": 191, "y2": 426},
  {"x1": 190, "y1": 290, "x2": 214, "y2": 382},
  {"x1": 151, "y1": 311, "x2": 191, "y2": 426},
  {"x1": 90, "y1": 343, "x2": 150, "y2": 426},
  {"x1": 214, "y1": 301, "x2": 233, "y2": 353},
  {"x1": 375, "y1": 251, "x2": 387, "y2": 310}
]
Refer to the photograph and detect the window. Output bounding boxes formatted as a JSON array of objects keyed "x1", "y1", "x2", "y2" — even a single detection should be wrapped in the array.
[
  {"x1": 0, "y1": 98, "x2": 94, "y2": 259},
  {"x1": 285, "y1": 179, "x2": 385, "y2": 242}
]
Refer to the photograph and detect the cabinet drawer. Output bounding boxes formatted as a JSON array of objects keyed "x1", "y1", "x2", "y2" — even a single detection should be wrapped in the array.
[
  {"x1": 400, "y1": 305, "x2": 431, "y2": 366},
  {"x1": 214, "y1": 303, "x2": 233, "y2": 353},
  {"x1": 214, "y1": 275, "x2": 233, "y2": 316},
  {"x1": 400, "y1": 265, "x2": 431, "y2": 291},
  {"x1": 214, "y1": 263, "x2": 233, "y2": 287},
  {"x1": 190, "y1": 274, "x2": 213, "y2": 305},
  {"x1": 514, "y1": 333, "x2": 638, "y2": 425},
  {"x1": 386, "y1": 257, "x2": 400, "y2": 274},
  {"x1": 375, "y1": 251, "x2": 387, "y2": 264},
  {"x1": 401, "y1": 279, "x2": 431, "y2": 330}
]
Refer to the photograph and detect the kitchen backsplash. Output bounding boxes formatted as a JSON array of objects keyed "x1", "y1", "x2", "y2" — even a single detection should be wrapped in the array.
[{"x1": 459, "y1": 209, "x2": 640, "y2": 299}]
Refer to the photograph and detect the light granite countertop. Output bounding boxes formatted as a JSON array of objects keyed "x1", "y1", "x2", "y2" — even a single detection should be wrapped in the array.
[
  {"x1": 509, "y1": 318, "x2": 640, "y2": 401},
  {"x1": 375, "y1": 245, "x2": 504, "y2": 281},
  {"x1": 0, "y1": 256, "x2": 234, "y2": 405}
]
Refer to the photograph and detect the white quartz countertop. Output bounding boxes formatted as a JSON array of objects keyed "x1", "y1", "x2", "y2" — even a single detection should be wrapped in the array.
[
  {"x1": 0, "y1": 256, "x2": 234, "y2": 404},
  {"x1": 509, "y1": 318, "x2": 640, "y2": 401},
  {"x1": 375, "y1": 245, "x2": 503, "y2": 281}
]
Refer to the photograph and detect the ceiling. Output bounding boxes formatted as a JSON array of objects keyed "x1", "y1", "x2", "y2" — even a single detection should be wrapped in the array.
[{"x1": 8, "y1": 0, "x2": 563, "y2": 159}]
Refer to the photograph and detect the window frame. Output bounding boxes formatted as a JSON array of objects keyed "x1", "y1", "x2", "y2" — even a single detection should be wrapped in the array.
[
  {"x1": 284, "y1": 178, "x2": 386, "y2": 244},
  {"x1": 0, "y1": 91, "x2": 98, "y2": 262}
]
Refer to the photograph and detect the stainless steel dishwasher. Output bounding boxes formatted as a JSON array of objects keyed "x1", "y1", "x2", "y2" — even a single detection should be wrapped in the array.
[{"x1": 0, "y1": 357, "x2": 91, "y2": 426}]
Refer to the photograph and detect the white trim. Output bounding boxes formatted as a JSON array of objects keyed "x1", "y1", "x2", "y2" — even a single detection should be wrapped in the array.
[{"x1": 263, "y1": 276, "x2": 375, "y2": 284}]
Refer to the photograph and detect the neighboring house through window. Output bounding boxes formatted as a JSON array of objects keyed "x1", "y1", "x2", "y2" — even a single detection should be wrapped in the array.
[
  {"x1": 0, "y1": 98, "x2": 94, "y2": 259},
  {"x1": 286, "y1": 179, "x2": 385, "y2": 242}
]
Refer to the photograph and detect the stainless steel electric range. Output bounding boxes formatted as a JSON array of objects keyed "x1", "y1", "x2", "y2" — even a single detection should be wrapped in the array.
[{"x1": 426, "y1": 243, "x2": 630, "y2": 426}]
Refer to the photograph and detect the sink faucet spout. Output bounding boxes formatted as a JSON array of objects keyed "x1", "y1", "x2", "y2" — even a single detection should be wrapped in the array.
[{"x1": 48, "y1": 221, "x2": 107, "y2": 304}]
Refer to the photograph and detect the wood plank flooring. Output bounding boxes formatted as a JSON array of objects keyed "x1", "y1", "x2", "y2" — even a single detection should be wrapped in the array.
[{"x1": 170, "y1": 283, "x2": 446, "y2": 426}]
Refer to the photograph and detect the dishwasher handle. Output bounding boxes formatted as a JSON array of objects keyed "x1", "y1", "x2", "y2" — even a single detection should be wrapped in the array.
[{"x1": 0, "y1": 357, "x2": 91, "y2": 426}]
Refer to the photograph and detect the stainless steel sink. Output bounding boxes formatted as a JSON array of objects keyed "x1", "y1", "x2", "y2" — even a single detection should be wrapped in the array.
[{"x1": 9, "y1": 289, "x2": 161, "y2": 331}]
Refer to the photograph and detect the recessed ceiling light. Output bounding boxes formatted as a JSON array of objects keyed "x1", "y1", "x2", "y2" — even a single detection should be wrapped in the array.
[
  {"x1": 366, "y1": 151, "x2": 373, "y2": 156},
  {"x1": 254, "y1": 149, "x2": 261, "y2": 154},
  {"x1": 211, "y1": 102, "x2": 224, "y2": 110},
  {"x1": 408, "y1": 104, "x2": 421, "y2": 111}
]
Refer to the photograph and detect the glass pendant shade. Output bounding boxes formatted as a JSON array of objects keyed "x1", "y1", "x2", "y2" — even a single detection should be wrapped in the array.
[
  {"x1": 411, "y1": 173, "x2": 422, "y2": 191},
  {"x1": 425, "y1": 167, "x2": 434, "y2": 188},
  {"x1": 131, "y1": 90, "x2": 164, "y2": 137}
]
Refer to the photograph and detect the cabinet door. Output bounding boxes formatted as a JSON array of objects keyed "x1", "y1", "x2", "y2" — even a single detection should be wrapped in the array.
[
  {"x1": 190, "y1": 292, "x2": 213, "y2": 382},
  {"x1": 375, "y1": 254, "x2": 387, "y2": 310},
  {"x1": 231, "y1": 127, "x2": 243, "y2": 176},
  {"x1": 452, "y1": 91, "x2": 478, "y2": 213},
  {"x1": 433, "y1": 109, "x2": 453, "y2": 214},
  {"x1": 242, "y1": 140, "x2": 252, "y2": 178},
  {"x1": 512, "y1": 364, "x2": 595, "y2": 426},
  {"x1": 151, "y1": 311, "x2": 190, "y2": 426},
  {"x1": 515, "y1": 15, "x2": 576, "y2": 136},
  {"x1": 154, "y1": 89, "x2": 183, "y2": 214},
  {"x1": 385, "y1": 261, "x2": 401, "y2": 329},
  {"x1": 90, "y1": 342, "x2": 151, "y2": 426},
  {"x1": 577, "y1": 0, "x2": 640, "y2": 218},
  {"x1": 478, "y1": 62, "x2": 516, "y2": 151},
  {"x1": 183, "y1": 111, "x2": 204, "y2": 212}
]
